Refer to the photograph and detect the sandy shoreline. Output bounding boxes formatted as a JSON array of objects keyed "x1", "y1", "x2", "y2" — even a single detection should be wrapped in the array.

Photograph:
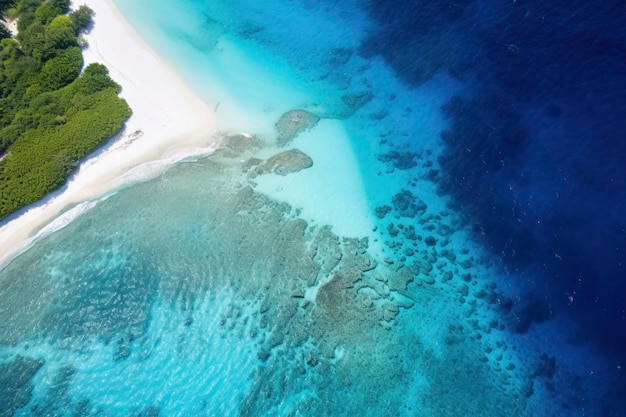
[{"x1": 0, "y1": 0, "x2": 216, "y2": 266}]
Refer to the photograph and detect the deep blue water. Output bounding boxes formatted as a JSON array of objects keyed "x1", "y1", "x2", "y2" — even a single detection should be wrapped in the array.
[
  {"x1": 1, "y1": 0, "x2": 626, "y2": 415},
  {"x1": 363, "y1": 0, "x2": 626, "y2": 359}
]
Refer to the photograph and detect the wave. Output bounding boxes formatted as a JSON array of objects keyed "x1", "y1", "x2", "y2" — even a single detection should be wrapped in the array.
[
  {"x1": 110, "y1": 144, "x2": 218, "y2": 189},
  {"x1": 31, "y1": 200, "x2": 100, "y2": 243},
  {"x1": 0, "y1": 144, "x2": 220, "y2": 271}
]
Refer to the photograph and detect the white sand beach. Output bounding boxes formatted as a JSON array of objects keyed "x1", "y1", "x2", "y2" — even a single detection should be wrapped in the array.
[{"x1": 0, "y1": 0, "x2": 216, "y2": 266}]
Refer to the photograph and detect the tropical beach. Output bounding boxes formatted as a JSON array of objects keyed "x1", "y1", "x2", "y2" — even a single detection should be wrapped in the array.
[
  {"x1": 0, "y1": 0, "x2": 215, "y2": 266},
  {"x1": 0, "y1": 0, "x2": 625, "y2": 415}
]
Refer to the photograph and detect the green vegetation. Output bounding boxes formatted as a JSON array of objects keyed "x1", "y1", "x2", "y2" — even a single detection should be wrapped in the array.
[{"x1": 0, "y1": 0, "x2": 131, "y2": 220}]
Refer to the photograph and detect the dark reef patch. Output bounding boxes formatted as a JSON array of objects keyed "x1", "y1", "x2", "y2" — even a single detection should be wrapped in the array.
[
  {"x1": 391, "y1": 189, "x2": 427, "y2": 218},
  {"x1": 28, "y1": 365, "x2": 90, "y2": 417},
  {"x1": 0, "y1": 356, "x2": 44, "y2": 416},
  {"x1": 377, "y1": 150, "x2": 419, "y2": 170},
  {"x1": 334, "y1": 91, "x2": 374, "y2": 119}
]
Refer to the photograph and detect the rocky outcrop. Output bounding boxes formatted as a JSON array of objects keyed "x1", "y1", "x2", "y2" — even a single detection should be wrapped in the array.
[
  {"x1": 256, "y1": 149, "x2": 313, "y2": 176},
  {"x1": 275, "y1": 109, "x2": 320, "y2": 146},
  {"x1": 388, "y1": 265, "x2": 414, "y2": 292},
  {"x1": 213, "y1": 132, "x2": 263, "y2": 158}
]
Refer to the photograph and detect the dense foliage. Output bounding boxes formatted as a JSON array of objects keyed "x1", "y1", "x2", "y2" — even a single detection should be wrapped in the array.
[{"x1": 0, "y1": 0, "x2": 131, "y2": 220}]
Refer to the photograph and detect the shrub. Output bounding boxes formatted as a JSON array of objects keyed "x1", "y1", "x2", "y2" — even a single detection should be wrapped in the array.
[{"x1": 0, "y1": 0, "x2": 131, "y2": 219}]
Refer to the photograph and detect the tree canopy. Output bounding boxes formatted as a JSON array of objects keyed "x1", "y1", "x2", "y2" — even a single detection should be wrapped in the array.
[
  {"x1": 0, "y1": 0, "x2": 131, "y2": 220},
  {"x1": 68, "y1": 4, "x2": 92, "y2": 34},
  {"x1": 0, "y1": 0, "x2": 16, "y2": 15},
  {"x1": 0, "y1": 0, "x2": 16, "y2": 38}
]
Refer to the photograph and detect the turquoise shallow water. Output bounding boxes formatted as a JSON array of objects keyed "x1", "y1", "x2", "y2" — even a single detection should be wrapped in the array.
[
  {"x1": 1, "y1": 151, "x2": 525, "y2": 416},
  {"x1": 1, "y1": 0, "x2": 623, "y2": 415}
]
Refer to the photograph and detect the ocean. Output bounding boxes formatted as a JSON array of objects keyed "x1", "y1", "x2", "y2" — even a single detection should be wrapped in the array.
[{"x1": 1, "y1": 0, "x2": 625, "y2": 415}]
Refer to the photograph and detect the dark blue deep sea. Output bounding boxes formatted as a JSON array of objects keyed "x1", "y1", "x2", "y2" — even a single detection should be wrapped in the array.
[
  {"x1": 364, "y1": 0, "x2": 626, "y2": 356},
  {"x1": 363, "y1": 0, "x2": 626, "y2": 364},
  {"x1": 359, "y1": 1, "x2": 626, "y2": 363},
  {"x1": 1, "y1": 0, "x2": 625, "y2": 415}
]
